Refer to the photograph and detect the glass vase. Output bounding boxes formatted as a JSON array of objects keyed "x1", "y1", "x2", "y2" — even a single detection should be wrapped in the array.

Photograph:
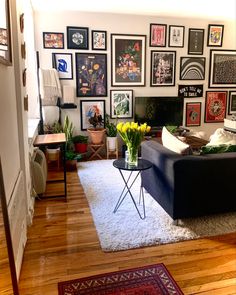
[{"x1": 126, "y1": 146, "x2": 138, "y2": 166}]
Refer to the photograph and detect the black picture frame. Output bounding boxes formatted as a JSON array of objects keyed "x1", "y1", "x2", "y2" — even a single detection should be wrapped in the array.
[
  {"x1": 228, "y1": 91, "x2": 236, "y2": 115},
  {"x1": 80, "y1": 99, "x2": 105, "y2": 130},
  {"x1": 110, "y1": 89, "x2": 133, "y2": 118},
  {"x1": 92, "y1": 30, "x2": 107, "y2": 50},
  {"x1": 75, "y1": 52, "x2": 107, "y2": 97},
  {"x1": 149, "y1": 23, "x2": 167, "y2": 47},
  {"x1": 43, "y1": 32, "x2": 64, "y2": 49},
  {"x1": 207, "y1": 24, "x2": 224, "y2": 47},
  {"x1": 67, "y1": 26, "x2": 89, "y2": 50},
  {"x1": 52, "y1": 53, "x2": 73, "y2": 80},
  {"x1": 209, "y1": 49, "x2": 236, "y2": 88},
  {"x1": 150, "y1": 50, "x2": 176, "y2": 86},
  {"x1": 180, "y1": 57, "x2": 206, "y2": 80},
  {"x1": 168, "y1": 25, "x2": 185, "y2": 47},
  {"x1": 188, "y1": 28, "x2": 204, "y2": 55}
]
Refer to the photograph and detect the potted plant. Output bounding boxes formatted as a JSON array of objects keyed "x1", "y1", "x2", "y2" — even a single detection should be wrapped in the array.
[
  {"x1": 87, "y1": 113, "x2": 106, "y2": 144},
  {"x1": 45, "y1": 121, "x2": 63, "y2": 165},
  {"x1": 105, "y1": 114, "x2": 117, "y2": 152},
  {"x1": 72, "y1": 135, "x2": 88, "y2": 153}
]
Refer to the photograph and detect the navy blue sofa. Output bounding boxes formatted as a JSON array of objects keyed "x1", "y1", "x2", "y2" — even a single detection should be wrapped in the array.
[{"x1": 141, "y1": 140, "x2": 236, "y2": 221}]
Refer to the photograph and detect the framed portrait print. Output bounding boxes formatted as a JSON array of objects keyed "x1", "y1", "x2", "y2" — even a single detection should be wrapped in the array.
[
  {"x1": 52, "y1": 53, "x2": 73, "y2": 80},
  {"x1": 209, "y1": 49, "x2": 236, "y2": 88},
  {"x1": 67, "y1": 26, "x2": 88, "y2": 50},
  {"x1": 188, "y1": 28, "x2": 204, "y2": 55},
  {"x1": 207, "y1": 24, "x2": 224, "y2": 47},
  {"x1": 43, "y1": 32, "x2": 64, "y2": 49},
  {"x1": 149, "y1": 23, "x2": 167, "y2": 47},
  {"x1": 185, "y1": 102, "x2": 201, "y2": 126},
  {"x1": 110, "y1": 89, "x2": 133, "y2": 118},
  {"x1": 75, "y1": 53, "x2": 107, "y2": 97},
  {"x1": 92, "y1": 30, "x2": 107, "y2": 50},
  {"x1": 168, "y1": 25, "x2": 185, "y2": 47},
  {"x1": 80, "y1": 100, "x2": 105, "y2": 131},
  {"x1": 204, "y1": 91, "x2": 227, "y2": 123},
  {"x1": 111, "y1": 34, "x2": 146, "y2": 86},
  {"x1": 180, "y1": 57, "x2": 206, "y2": 80},
  {"x1": 150, "y1": 50, "x2": 176, "y2": 86},
  {"x1": 228, "y1": 91, "x2": 236, "y2": 115}
]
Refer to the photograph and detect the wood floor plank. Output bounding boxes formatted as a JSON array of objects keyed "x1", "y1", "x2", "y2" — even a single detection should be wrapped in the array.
[{"x1": 18, "y1": 164, "x2": 236, "y2": 294}]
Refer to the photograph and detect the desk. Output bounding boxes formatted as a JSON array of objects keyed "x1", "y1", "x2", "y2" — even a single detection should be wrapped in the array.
[
  {"x1": 33, "y1": 133, "x2": 67, "y2": 200},
  {"x1": 113, "y1": 159, "x2": 153, "y2": 219}
]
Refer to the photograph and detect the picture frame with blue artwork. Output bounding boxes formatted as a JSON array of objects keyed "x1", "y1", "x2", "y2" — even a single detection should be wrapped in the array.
[{"x1": 52, "y1": 53, "x2": 73, "y2": 80}]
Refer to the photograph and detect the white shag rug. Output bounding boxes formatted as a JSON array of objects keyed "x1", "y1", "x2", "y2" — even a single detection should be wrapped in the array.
[{"x1": 77, "y1": 160, "x2": 236, "y2": 252}]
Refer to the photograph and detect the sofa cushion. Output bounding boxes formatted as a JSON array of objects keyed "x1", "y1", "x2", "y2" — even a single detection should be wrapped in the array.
[
  {"x1": 201, "y1": 144, "x2": 236, "y2": 154},
  {"x1": 207, "y1": 128, "x2": 236, "y2": 146},
  {"x1": 162, "y1": 126, "x2": 191, "y2": 155}
]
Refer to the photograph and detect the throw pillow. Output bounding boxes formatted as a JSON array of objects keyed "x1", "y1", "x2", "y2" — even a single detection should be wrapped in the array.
[
  {"x1": 162, "y1": 126, "x2": 191, "y2": 155},
  {"x1": 200, "y1": 144, "x2": 236, "y2": 154},
  {"x1": 207, "y1": 128, "x2": 236, "y2": 146}
]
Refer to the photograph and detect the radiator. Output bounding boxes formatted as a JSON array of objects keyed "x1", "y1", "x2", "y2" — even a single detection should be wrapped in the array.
[{"x1": 31, "y1": 149, "x2": 47, "y2": 195}]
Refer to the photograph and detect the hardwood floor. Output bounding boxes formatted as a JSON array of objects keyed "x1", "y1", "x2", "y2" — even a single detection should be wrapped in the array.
[{"x1": 19, "y1": 163, "x2": 236, "y2": 295}]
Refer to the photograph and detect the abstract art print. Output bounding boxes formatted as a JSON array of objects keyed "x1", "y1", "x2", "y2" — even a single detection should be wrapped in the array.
[
  {"x1": 180, "y1": 57, "x2": 205, "y2": 80},
  {"x1": 207, "y1": 24, "x2": 224, "y2": 47},
  {"x1": 75, "y1": 53, "x2": 107, "y2": 97},
  {"x1": 168, "y1": 25, "x2": 185, "y2": 47},
  {"x1": 52, "y1": 53, "x2": 73, "y2": 80},
  {"x1": 80, "y1": 100, "x2": 105, "y2": 130},
  {"x1": 43, "y1": 32, "x2": 64, "y2": 49},
  {"x1": 204, "y1": 91, "x2": 227, "y2": 123},
  {"x1": 67, "y1": 26, "x2": 88, "y2": 50},
  {"x1": 111, "y1": 34, "x2": 146, "y2": 86},
  {"x1": 209, "y1": 50, "x2": 236, "y2": 88},
  {"x1": 186, "y1": 102, "x2": 201, "y2": 126},
  {"x1": 150, "y1": 50, "x2": 176, "y2": 86},
  {"x1": 92, "y1": 30, "x2": 107, "y2": 50},
  {"x1": 149, "y1": 24, "x2": 167, "y2": 47},
  {"x1": 110, "y1": 90, "x2": 133, "y2": 118}
]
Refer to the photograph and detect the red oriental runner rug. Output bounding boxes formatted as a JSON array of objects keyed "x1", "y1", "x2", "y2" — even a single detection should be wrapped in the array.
[{"x1": 58, "y1": 263, "x2": 183, "y2": 295}]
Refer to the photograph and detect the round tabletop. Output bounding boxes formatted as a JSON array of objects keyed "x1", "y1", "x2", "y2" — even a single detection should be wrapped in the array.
[{"x1": 113, "y1": 158, "x2": 153, "y2": 171}]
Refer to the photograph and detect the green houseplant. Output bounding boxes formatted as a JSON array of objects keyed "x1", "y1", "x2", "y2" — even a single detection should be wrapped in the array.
[
  {"x1": 87, "y1": 113, "x2": 105, "y2": 144},
  {"x1": 72, "y1": 135, "x2": 88, "y2": 153},
  {"x1": 105, "y1": 114, "x2": 118, "y2": 154}
]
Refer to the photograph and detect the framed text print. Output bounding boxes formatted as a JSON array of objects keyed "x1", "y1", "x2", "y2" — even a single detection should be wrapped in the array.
[
  {"x1": 209, "y1": 50, "x2": 236, "y2": 88},
  {"x1": 111, "y1": 34, "x2": 146, "y2": 86},
  {"x1": 204, "y1": 91, "x2": 227, "y2": 123}
]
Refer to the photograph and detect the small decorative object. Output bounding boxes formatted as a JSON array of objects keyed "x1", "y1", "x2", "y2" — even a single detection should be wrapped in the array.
[
  {"x1": 67, "y1": 26, "x2": 88, "y2": 50},
  {"x1": 188, "y1": 28, "x2": 204, "y2": 55},
  {"x1": 110, "y1": 89, "x2": 133, "y2": 118},
  {"x1": 209, "y1": 49, "x2": 236, "y2": 88},
  {"x1": 24, "y1": 95, "x2": 28, "y2": 111},
  {"x1": 117, "y1": 122, "x2": 151, "y2": 166},
  {"x1": 21, "y1": 42, "x2": 26, "y2": 59},
  {"x1": 19, "y1": 13, "x2": 24, "y2": 33},
  {"x1": 76, "y1": 53, "x2": 107, "y2": 97},
  {"x1": 180, "y1": 57, "x2": 205, "y2": 80},
  {"x1": 111, "y1": 34, "x2": 146, "y2": 86},
  {"x1": 186, "y1": 102, "x2": 201, "y2": 127},
  {"x1": 207, "y1": 24, "x2": 224, "y2": 47},
  {"x1": 22, "y1": 68, "x2": 27, "y2": 86},
  {"x1": 149, "y1": 23, "x2": 167, "y2": 47},
  {"x1": 168, "y1": 25, "x2": 185, "y2": 47},
  {"x1": 228, "y1": 91, "x2": 236, "y2": 115},
  {"x1": 43, "y1": 32, "x2": 64, "y2": 49},
  {"x1": 204, "y1": 91, "x2": 227, "y2": 123},
  {"x1": 52, "y1": 53, "x2": 73, "y2": 80},
  {"x1": 150, "y1": 50, "x2": 176, "y2": 86},
  {"x1": 92, "y1": 30, "x2": 107, "y2": 50}
]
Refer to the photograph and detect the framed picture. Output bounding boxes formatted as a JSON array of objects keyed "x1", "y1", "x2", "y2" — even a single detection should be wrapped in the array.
[
  {"x1": 43, "y1": 32, "x2": 64, "y2": 49},
  {"x1": 80, "y1": 100, "x2": 105, "y2": 130},
  {"x1": 188, "y1": 28, "x2": 204, "y2": 55},
  {"x1": 52, "y1": 53, "x2": 73, "y2": 80},
  {"x1": 110, "y1": 89, "x2": 133, "y2": 118},
  {"x1": 150, "y1": 50, "x2": 176, "y2": 86},
  {"x1": 207, "y1": 24, "x2": 224, "y2": 47},
  {"x1": 0, "y1": 28, "x2": 7, "y2": 47},
  {"x1": 111, "y1": 34, "x2": 146, "y2": 86},
  {"x1": 75, "y1": 53, "x2": 107, "y2": 97},
  {"x1": 204, "y1": 91, "x2": 227, "y2": 123},
  {"x1": 180, "y1": 57, "x2": 206, "y2": 80},
  {"x1": 149, "y1": 24, "x2": 167, "y2": 47},
  {"x1": 228, "y1": 91, "x2": 236, "y2": 115},
  {"x1": 168, "y1": 25, "x2": 185, "y2": 47},
  {"x1": 67, "y1": 26, "x2": 88, "y2": 50},
  {"x1": 178, "y1": 84, "x2": 203, "y2": 98},
  {"x1": 186, "y1": 102, "x2": 201, "y2": 126},
  {"x1": 92, "y1": 30, "x2": 107, "y2": 50},
  {"x1": 209, "y1": 49, "x2": 236, "y2": 88}
]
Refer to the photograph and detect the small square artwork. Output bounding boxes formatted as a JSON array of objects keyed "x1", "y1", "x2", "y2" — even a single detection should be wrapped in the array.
[{"x1": 67, "y1": 27, "x2": 88, "y2": 50}]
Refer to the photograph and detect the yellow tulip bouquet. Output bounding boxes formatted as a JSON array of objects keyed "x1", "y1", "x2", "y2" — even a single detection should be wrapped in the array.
[{"x1": 116, "y1": 122, "x2": 151, "y2": 165}]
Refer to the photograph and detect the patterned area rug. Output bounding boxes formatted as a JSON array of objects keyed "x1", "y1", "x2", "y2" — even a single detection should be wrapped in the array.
[{"x1": 58, "y1": 263, "x2": 183, "y2": 295}]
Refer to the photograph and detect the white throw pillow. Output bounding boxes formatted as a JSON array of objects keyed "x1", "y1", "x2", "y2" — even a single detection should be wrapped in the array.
[
  {"x1": 162, "y1": 126, "x2": 190, "y2": 155},
  {"x1": 207, "y1": 128, "x2": 236, "y2": 146}
]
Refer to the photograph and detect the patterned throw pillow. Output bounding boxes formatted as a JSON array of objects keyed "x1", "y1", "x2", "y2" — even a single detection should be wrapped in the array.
[{"x1": 200, "y1": 144, "x2": 236, "y2": 154}]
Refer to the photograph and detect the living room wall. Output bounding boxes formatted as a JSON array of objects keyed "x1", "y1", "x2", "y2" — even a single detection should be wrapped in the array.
[{"x1": 33, "y1": 10, "x2": 236, "y2": 139}]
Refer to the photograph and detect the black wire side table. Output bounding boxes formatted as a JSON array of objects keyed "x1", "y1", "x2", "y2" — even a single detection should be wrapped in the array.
[{"x1": 113, "y1": 158, "x2": 153, "y2": 219}]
